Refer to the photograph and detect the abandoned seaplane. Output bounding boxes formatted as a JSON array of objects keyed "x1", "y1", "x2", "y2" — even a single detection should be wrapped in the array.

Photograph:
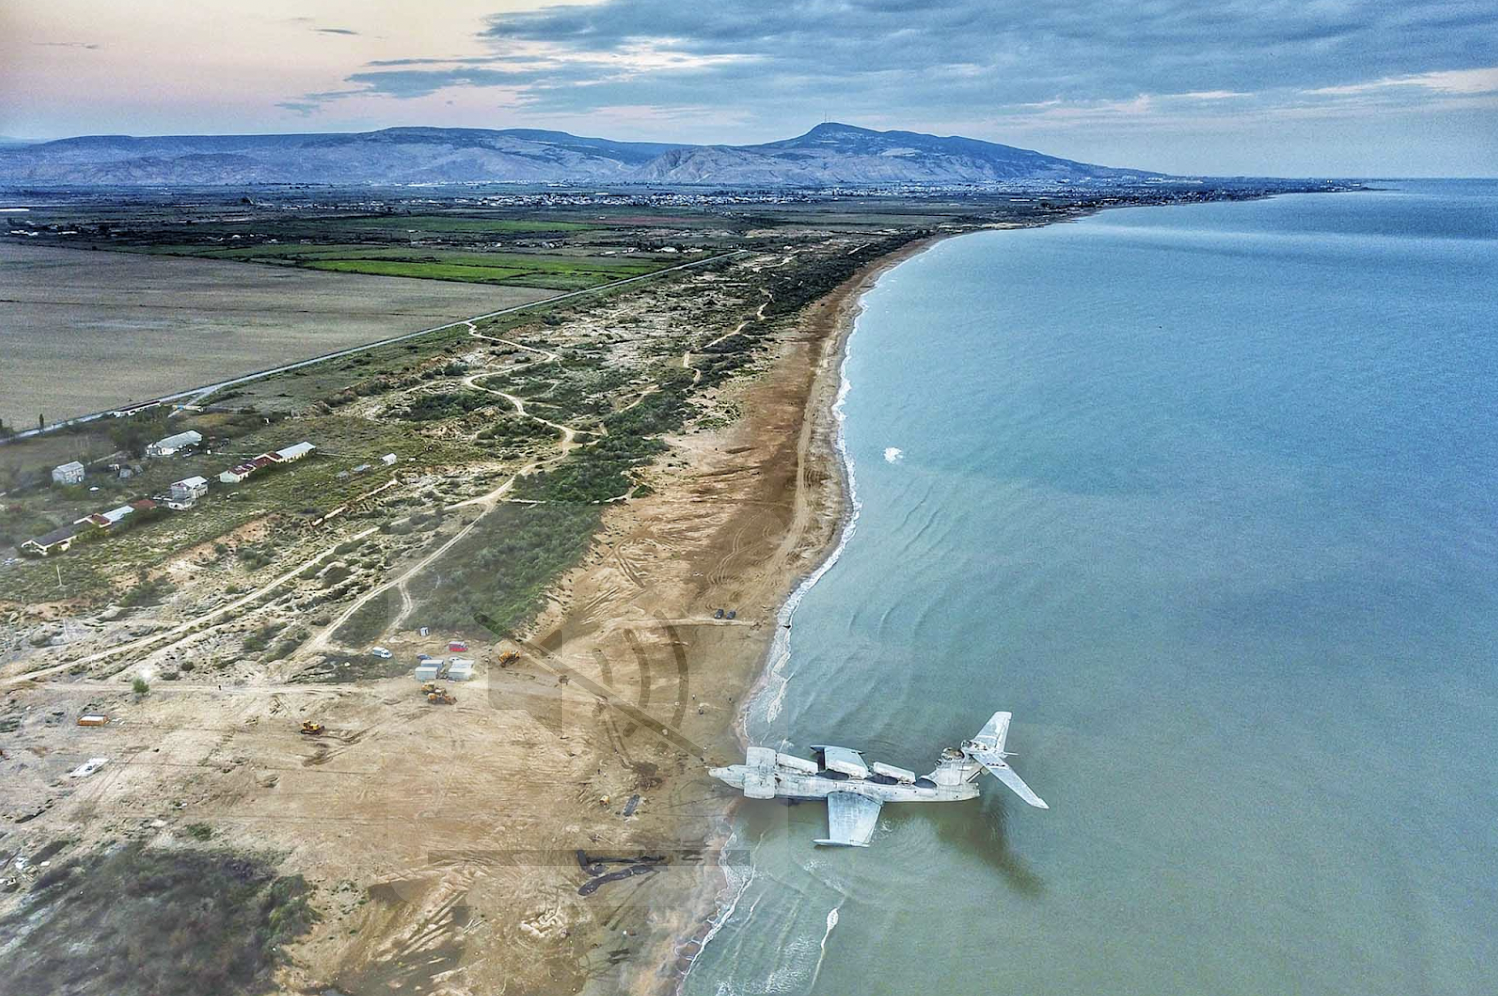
[{"x1": 709, "y1": 711, "x2": 1047, "y2": 846}]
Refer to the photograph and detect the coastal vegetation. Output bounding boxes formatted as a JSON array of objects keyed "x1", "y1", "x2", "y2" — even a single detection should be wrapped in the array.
[{"x1": 0, "y1": 842, "x2": 319, "y2": 996}]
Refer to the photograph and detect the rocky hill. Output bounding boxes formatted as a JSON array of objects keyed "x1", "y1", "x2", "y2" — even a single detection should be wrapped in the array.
[
  {"x1": 632, "y1": 122, "x2": 1156, "y2": 184},
  {"x1": 0, "y1": 122, "x2": 1158, "y2": 187}
]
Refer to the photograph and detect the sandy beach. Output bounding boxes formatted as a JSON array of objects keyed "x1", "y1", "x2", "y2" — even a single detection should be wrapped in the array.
[
  {"x1": 596, "y1": 236, "x2": 947, "y2": 994},
  {"x1": 0, "y1": 234, "x2": 947, "y2": 996}
]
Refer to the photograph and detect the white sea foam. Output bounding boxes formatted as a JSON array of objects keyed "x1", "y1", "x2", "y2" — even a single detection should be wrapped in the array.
[
  {"x1": 884, "y1": 446, "x2": 903, "y2": 463},
  {"x1": 689, "y1": 260, "x2": 907, "y2": 991},
  {"x1": 758, "y1": 320, "x2": 865, "y2": 727},
  {"x1": 675, "y1": 820, "x2": 757, "y2": 995},
  {"x1": 687, "y1": 277, "x2": 876, "y2": 994},
  {"x1": 807, "y1": 902, "x2": 844, "y2": 990}
]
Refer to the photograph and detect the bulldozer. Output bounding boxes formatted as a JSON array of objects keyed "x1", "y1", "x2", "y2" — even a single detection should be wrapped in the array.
[
  {"x1": 497, "y1": 650, "x2": 521, "y2": 667},
  {"x1": 426, "y1": 687, "x2": 456, "y2": 706},
  {"x1": 299, "y1": 721, "x2": 325, "y2": 736}
]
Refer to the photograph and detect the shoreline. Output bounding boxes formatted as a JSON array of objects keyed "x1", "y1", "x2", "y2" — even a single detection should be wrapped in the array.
[
  {"x1": 654, "y1": 209, "x2": 1130, "y2": 990},
  {"x1": 646, "y1": 232, "x2": 955, "y2": 994},
  {"x1": 736, "y1": 233, "x2": 949, "y2": 741}
]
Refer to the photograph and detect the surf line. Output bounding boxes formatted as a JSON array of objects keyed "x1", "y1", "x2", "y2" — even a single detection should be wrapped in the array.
[
  {"x1": 755, "y1": 290, "x2": 868, "y2": 728},
  {"x1": 681, "y1": 259, "x2": 881, "y2": 992},
  {"x1": 808, "y1": 900, "x2": 846, "y2": 991}
]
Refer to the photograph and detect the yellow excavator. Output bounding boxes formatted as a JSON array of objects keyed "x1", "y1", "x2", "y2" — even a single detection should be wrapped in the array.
[
  {"x1": 423, "y1": 684, "x2": 456, "y2": 705},
  {"x1": 497, "y1": 650, "x2": 521, "y2": 667},
  {"x1": 299, "y1": 721, "x2": 325, "y2": 736}
]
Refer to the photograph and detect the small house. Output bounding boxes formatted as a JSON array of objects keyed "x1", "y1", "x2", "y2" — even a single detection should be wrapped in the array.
[
  {"x1": 274, "y1": 442, "x2": 315, "y2": 462},
  {"x1": 145, "y1": 429, "x2": 202, "y2": 458},
  {"x1": 445, "y1": 658, "x2": 475, "y2": 682},
  {"x1": 81, "y1": 504, "x2": 135, "y2": 529},
  {"x1": 103, "y1": 503, "x2": 136, "y2": 523},
  {"x1": 415, "y1": 663, "x2": 441, "y2": 681},
  {"x1": 381, "y1": 453, "x2": 398, "y2": 466},
  {"x1": 170, "y1": 476, "x2": 209, "y2": 501},
  {"x1": 52, "y1": 461, "x2": 85, "y2": 486},
  {"x1": 22, "y1": 524, "x2": 80, "y2": 556},
  {"x1": 220, "y1": 463, "x2": 255, "y2": 484}
]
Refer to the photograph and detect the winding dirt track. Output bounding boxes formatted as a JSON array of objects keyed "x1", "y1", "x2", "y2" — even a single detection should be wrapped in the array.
[
  {"x1": 310, "y1": 318, "x2": 615, "y2": 647},
  {"x1": 682, "y1": 289, "x2": 771, "y2": 383},
  {"x1": 1, "y1": 525, "x2": 381, "y2": 686},
  {"x1": 10, "y1": 249, "x2": 744, "y2": 442}
]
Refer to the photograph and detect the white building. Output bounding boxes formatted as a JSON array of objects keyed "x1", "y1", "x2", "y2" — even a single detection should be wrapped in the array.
[
  {"x1": 381, "y1": 453, "x2": 398, "y2": 466},
  {"x1": 445, "y1": 658, "x2": 475, "y2": 681},
  {"x1": 170, "y1": 476, "x2": 209, "y2": 501},
  {"x1": 77, "y1": 504, "x2": 135, "y2": 529},
  {"x1": 145, "y1": 430, "x2": 202, "y2": 458},
  {"x1": 274, "y1": 442, "x2": 315, "y2": 462},
  {"x1": 52, "y1": 461, "x2": 85, "y2": 486}
]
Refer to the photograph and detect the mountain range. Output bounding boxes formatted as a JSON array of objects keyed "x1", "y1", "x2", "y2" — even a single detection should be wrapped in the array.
[{"x1": 0, "y1": 122, "x2": 1160, "y2": 187}]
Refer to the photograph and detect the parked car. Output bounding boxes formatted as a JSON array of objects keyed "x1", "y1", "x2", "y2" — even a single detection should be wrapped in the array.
[{"x1": 369, "y1": 647, "x2": 393, "y2": 659}]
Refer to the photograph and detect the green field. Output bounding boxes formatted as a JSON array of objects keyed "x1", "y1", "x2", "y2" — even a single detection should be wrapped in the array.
[
  {"x1": 336, "y1": 215, "x2": 600, "y2": 233},
  {"x1": 157, "y1": 243, "x2": 676, "y2": 289},
  {"x1": 302, "y1": 259, "x2": 533, "y2": 284}
]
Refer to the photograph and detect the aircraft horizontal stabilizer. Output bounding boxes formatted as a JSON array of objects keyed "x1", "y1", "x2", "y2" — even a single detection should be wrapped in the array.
[{"x1": 973, "y1": 751, "x2": 1048, "y2": 809}]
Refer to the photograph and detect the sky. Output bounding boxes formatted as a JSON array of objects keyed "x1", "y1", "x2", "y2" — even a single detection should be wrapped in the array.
[{"x1": 2, "y1": 0, "x2": 1496, "y2": 176}]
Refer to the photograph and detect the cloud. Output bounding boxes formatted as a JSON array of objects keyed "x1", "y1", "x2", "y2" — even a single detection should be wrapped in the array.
[
  {"x1": 469, "y1": 0, "x2": 1498, "y2": 100},
  {"x1": 1306, "y1": 67, "x2": 1498, "y2": 97},
  {"x1": 34, "y1": 41, "x2": 100, "y2": 50},
  {"x1": 276, "y1": 101, "x2": 320, "y2": 116},
  {"x1": 277, "y1": 0, "x2": 1497, "y2": 152},
  {"x1": 315, "y1": 28, "x2": 360, "y2": 37},
  {"x1": 1175, "y1": 91, "x2": 1252, "y2": 101}
]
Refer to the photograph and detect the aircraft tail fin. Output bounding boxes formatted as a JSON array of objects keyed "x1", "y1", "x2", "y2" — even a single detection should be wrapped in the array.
[{"x1": 971, "y1": 711, "x2": 1011, "y2": 755}]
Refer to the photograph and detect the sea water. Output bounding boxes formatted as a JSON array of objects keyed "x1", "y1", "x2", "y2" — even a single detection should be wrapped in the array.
[{"x1": 686, "y1": 181, "x2": 1498, "y2": 996}]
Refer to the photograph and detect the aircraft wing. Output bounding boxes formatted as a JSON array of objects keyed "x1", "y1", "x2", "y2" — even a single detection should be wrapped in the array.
[
  {"x1": 814, "y1": 792, "x2": 883, "y2": 847},
  {"x1": 971, "y1": 750, "x2": 1049, "y2": 809},
  {"x1": 743, "y1": 746, "x2": 777, "y2": 799}
]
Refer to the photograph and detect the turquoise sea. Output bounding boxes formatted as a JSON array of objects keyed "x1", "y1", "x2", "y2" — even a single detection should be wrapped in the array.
[{"x1": 687, "y1": 181, "x2": 1498, "y2": 996}]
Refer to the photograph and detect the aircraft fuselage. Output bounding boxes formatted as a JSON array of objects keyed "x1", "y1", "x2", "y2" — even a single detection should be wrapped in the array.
[{"x1": 708, "y1": 764, "x2": 980, "y2": 804}]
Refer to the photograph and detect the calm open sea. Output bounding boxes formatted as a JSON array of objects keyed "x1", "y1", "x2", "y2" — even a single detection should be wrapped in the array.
[{"x1": 687, "y1": 181, "x2": 1498, "y2": 996}]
